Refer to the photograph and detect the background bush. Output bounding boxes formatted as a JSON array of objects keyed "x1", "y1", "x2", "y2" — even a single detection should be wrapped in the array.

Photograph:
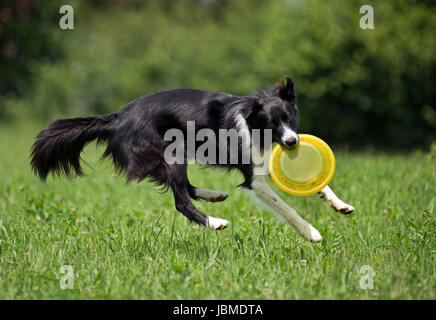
[{"x1": 1, "y1": 0, "x2": 435, "y2": 150}]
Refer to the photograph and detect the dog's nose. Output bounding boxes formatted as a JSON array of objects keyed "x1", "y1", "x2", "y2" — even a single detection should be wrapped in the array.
[{"x1": 283, "y1": 136, "x2": 298, "y2": 148}]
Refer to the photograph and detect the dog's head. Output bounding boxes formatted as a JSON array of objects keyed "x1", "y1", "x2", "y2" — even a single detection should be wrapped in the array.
[{"x1": 243, "y1": 76, "x2": 299, "y2": 148}]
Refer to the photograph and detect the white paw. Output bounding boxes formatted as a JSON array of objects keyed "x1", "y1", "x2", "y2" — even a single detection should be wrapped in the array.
[
  {"x1": 207, "y1": 216, "x2": 229, "y2": 230},
  {"x1": 307, "y1": 225, "x2": 323, "y2": 242},
  {"x1": 300, "y1": 224, "x2": 323, "y2": 242},
  {"x1": 334, "y1": 202, "x2": 355, "y2": 215}
]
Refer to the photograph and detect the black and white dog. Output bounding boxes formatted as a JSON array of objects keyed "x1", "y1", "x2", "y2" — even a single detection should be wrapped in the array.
[{"x1": 31, "y1": 76, "x2": 354, "y2": 242}]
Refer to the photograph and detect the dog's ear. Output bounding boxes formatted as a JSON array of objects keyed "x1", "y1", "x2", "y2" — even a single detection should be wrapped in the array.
[
  {"x1": 240, "y1": 98, "x2": 262, "y2": 119},
  {"x1": 276, "y1": 75, "x2": 295, "y2": 101}
]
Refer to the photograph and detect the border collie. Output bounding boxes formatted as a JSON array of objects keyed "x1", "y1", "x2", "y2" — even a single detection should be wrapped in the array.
[{"x1": 31, "y1": 76, "x2": 354, "y2": 242}]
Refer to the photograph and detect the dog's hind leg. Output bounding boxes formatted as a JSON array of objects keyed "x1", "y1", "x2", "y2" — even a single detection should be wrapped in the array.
[
  {"x1": 169, "y1": 165, "x2": 229, "y2": 230},
  {"x1": 187, "y1": 181, "x2": 229, "y2": 203},
  {"x1": 318, "y1": 185, "x2": 355, "y2": 215},
  {"x1": 245, "y1": 175, "x2": 323, "y2": 242},
  {"x1": 196, "y1": 189, "x2": 229, "y2": 202}
]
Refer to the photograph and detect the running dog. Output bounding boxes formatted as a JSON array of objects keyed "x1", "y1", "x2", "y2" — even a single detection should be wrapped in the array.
[{"x1": 31, "y1": 76, "x2": 354, "y2": 242}]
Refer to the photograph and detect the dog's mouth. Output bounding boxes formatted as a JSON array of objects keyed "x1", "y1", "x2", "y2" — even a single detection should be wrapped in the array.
[{"x1": 275, "y1": 125, "x2": 300, "y2": 149}]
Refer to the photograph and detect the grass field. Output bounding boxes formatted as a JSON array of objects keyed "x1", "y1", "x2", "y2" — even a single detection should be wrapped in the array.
[{"x1": 0, "y1": 123, "x2": 434, "y2": 299}]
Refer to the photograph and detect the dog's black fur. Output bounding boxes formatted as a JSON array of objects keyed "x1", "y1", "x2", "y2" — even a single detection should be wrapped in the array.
[{"x1": 31, "y1": 76, "x2": 298, "y2": 227}]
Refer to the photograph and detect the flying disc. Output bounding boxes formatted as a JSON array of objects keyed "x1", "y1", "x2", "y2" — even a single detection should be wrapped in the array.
[{"x1": 269, "y1": 134, "x2": 335, "y2": 196}]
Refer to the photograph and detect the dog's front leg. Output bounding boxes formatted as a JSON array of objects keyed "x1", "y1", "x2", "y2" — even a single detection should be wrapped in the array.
[
  {"x1": 318, "y1": 185, "x2": 355, "y2": 215},
  {"x1": 245, "y1": 175, "x2": 323, "y2": 242}
]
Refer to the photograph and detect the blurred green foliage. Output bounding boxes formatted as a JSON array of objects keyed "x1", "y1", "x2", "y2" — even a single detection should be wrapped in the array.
[
  {"x1": 0, "y1": 0, "x2": 62, "y2": 95},
  {"x1": 1, "y1": 0, "x2": 435, "y2": 149}
]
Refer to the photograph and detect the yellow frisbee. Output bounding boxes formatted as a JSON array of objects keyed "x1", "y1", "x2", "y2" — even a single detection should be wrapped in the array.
[{"x1": 269, "y1": 134, "x2": 335, "y2": 196}]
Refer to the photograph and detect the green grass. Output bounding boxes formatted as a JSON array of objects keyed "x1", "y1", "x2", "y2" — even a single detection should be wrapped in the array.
[{"x1": 0, "y1": 123, "x2": 435, "y2": 299}]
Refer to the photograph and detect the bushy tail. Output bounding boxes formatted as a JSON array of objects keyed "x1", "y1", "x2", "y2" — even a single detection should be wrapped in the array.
[{"x1": 31, "y1": 114, "x2": 118, "y2": 181}]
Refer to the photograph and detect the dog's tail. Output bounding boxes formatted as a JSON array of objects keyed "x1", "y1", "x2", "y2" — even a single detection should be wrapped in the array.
[{"x1": 30, "y1": 113, "x2": 118, "y2": 181}]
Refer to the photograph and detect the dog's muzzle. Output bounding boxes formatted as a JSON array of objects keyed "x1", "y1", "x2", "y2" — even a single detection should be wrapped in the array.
[
  {"x1": 282, "y1": 136, "x2": 299, "y2": 148},
  {"x1": 281, "y1": 127, "x2": 299, "y2": 148}
]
